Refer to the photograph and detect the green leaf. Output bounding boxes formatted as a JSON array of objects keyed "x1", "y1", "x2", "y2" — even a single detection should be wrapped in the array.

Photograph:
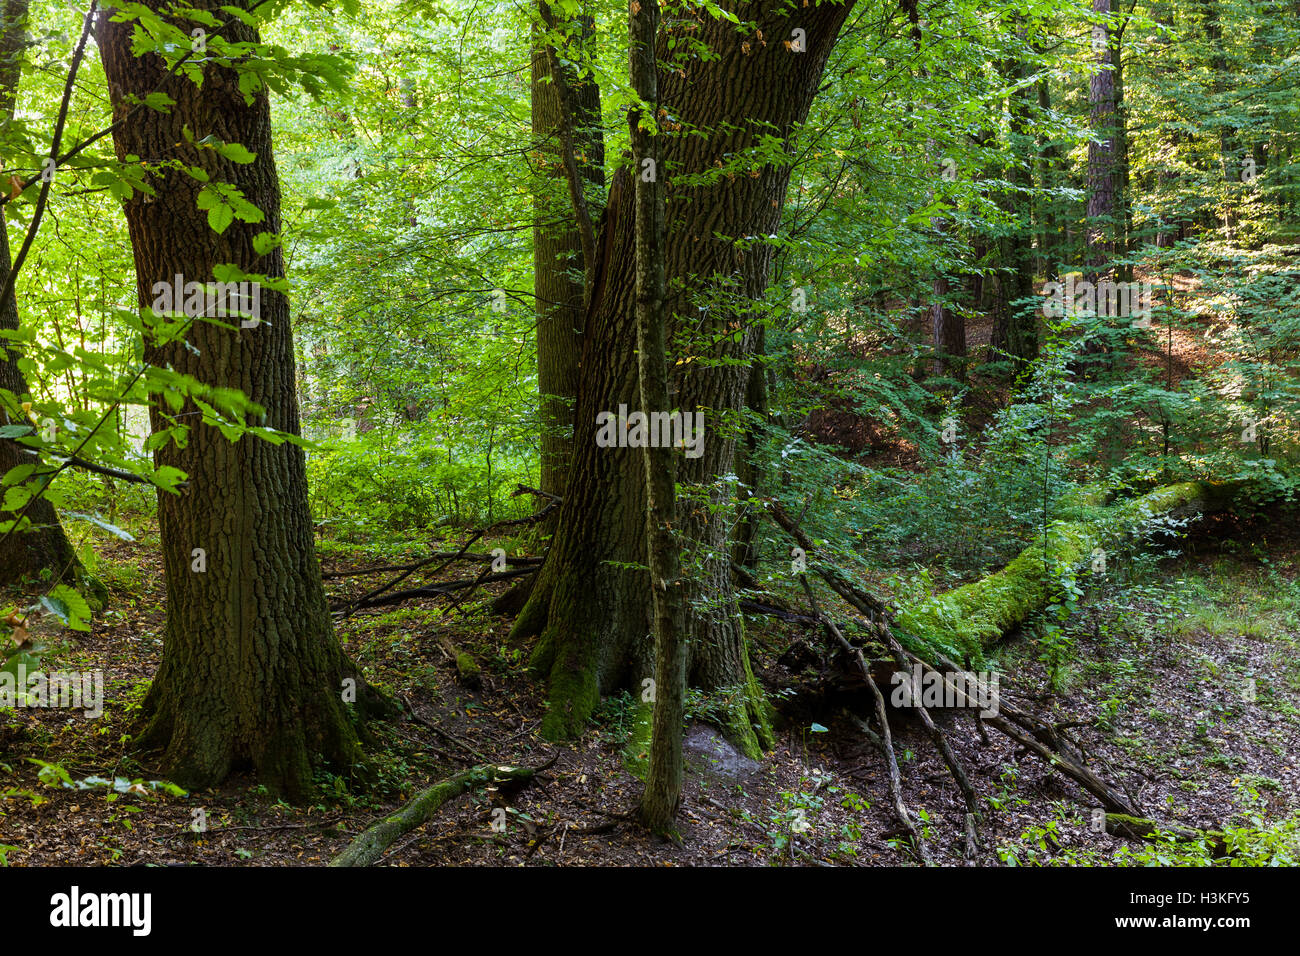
[
  {"x1": 206, "y1": 201, "x2": 234, "y2": 234},
  {"x1": 216, "y1": 142, "x2": 257, "y2": 164}
]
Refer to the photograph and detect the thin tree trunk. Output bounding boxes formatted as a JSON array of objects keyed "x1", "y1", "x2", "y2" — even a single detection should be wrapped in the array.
[
  {"x1": 1086, "y1": 0, "x2": 1119, "y2": 273},
  {"x1": 989, "y1": 35, "x2": 1038, "y2": 371},
  {"x1": 532, "y1": 4, "x2": 603, "y2": 501},
  {"x1": 628, "y1": 0, "x2": 685, "y2": 835}
]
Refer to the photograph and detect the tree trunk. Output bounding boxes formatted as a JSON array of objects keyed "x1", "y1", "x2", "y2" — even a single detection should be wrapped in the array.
[
  {"x1": 330, "y1": 763, "x2": 539, "y2": 866},
  {"x1": 628, "y1": 0, "x2": 685, "y2": 834},
  {"x1": 1035, "y1": 55, "x2": 1062, "y2": 273},
  {"x1": 98, "y1": 1, "x2": 366, "y2": 798},
  {"x1": 931, "y1": 276, "x2": 964, "y2": 378},
  {"x1": 0, "y1": 0, "x2": 86, "y2": 588},
  {"x1": 897, "y1": 481, "x2": 1242, "y2": 660},
  {"x1": 904, "y1": 0, "x2": 962, "y2": 380},
  {"x1": 1086, "y1": 0, "x2": 1119, "y2": 272},
  {"x1": 989, "y1": 38, "x2": 1038, "y2": 372},
  {"x1": 1199, "y1": 0, "x2": 1240, "y2": 238},
  {"x1": 512, "y1": 0, "x2": 855, "y2": 756},
  {"x1": 732, "y1": 322, "x2": 767, "y2": 571},
  {"x1": 532, "y1": 3, "x2": 603, "y2": 501}
]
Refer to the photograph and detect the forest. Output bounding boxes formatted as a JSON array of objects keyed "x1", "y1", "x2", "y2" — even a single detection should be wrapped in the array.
[{"x1": 0, "y1": 0, "x2": 1297, "y2": 882}]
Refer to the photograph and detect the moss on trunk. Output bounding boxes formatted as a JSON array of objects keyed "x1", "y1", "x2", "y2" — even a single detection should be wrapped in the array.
[{"x1": 896, "y1": 481, "x2": 1242, "y2": 660}]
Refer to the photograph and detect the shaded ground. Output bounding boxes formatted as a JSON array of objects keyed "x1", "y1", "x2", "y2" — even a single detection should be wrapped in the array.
[{"x1": 1, "y1": 502, "x2": 1297, "y2": 867}]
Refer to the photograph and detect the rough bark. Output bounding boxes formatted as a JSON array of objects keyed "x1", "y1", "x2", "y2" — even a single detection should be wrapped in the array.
[
  {"x1": 98, "y1": 1, "x2": 366, "y2": 798},
  {"x1": 513, "y1": 0, "x2": 855, "y2": 755},
  {"x1": 532, "y1": 3, "x2": 603, "y2": 500},
  {"x1": 628, "y1": 0, "x2": 685, "y2": 835},
  {"x1": 1086, "y1": 0, "x2": 1119, "y2": 272},
  {"x1": 0, "y1": 0, "x2": 83, "y2": 587}
]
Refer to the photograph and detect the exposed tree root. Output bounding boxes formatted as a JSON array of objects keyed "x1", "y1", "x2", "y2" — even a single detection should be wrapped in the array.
[{"x1": 330, "y1": 757, "x2": 552, "y2": 866}]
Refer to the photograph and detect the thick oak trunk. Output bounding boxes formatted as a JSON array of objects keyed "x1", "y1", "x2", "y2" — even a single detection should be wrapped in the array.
[
  {"x1": 99, "y1": 1, "x2": 365, "y2": 798},
  {"x1": 514, "y1": 0, "x2": 855, "y2": 755}
]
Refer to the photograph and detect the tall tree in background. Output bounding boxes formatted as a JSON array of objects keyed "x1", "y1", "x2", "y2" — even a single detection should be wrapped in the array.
[
  {"x1": 905, "y1": 0, "x2": 963, "y2": 380},
  {"x1": 1198, "y1": 0, "x2": 1239, "y2": 237},
  {"x1": 1034, "y1": 36, "x2": 1064, "y2": 270},
  {"x1": 512, "y1": 0, "x2": 855, "y2": 753},
  {"x1": 99, "y1": 0, "x2": 368, "y2": 797},
  {"x1": 0, "y1": 0, "x2": 84, "y2": 587},
  {"x1": 1086, "y1": 0, "x2": 1120, "y2": 271},
  {"x1": 532, "y1": 2, "x2": 603, "y2": 502},
  {"x1": 989, "y1": 26, "x2": 1038, "y2": 372}
]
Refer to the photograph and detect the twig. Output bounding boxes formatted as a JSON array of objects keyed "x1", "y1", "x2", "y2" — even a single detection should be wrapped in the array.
[{"x1": 400, "y1": 694, "x2": 489, "y2": 763}]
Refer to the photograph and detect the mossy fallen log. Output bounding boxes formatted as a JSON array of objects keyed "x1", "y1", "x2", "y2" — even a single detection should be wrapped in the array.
[
  {"x1": 330, "y1": 762, "x2": 539, "y2": 866},
  {"x1": 895, "y1": 481, "x2": 1241, "y2": 660}
]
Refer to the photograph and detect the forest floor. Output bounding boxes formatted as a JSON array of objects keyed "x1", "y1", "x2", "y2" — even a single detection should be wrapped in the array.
[{"x1": 2, "y1": 503, "x2": 1297, "y2": 867}]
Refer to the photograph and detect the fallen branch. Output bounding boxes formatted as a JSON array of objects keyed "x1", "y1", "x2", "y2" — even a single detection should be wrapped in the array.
[
  {"x1": 883, "y1": 635, "x2": 981, "y2": 860},
  {"x1": 324, "y1": 553, "x2": 543, "y2": 580},
  {"x1": 798, "y1": 575, "x2": 930, "y2": 864},
  {"x1": 335, "y1": 565, "x2": 538, "y2": 613},
  {"x1": 769, "y1": 501, "x2": 896, "y2": 625},
  {"x1": 437, "y1": 635, "x2": 482, "y2": 689},
  {"x1": 1104, "y1": 813, "x2": 1230, "y2": 857},
  {"x1": 401, "y1": 694, "x2": 489, "y2": 762},
  {"x1": 895, "y1": 481, "x2": 1241, "y2": 658},
  {"x1": 768, "y1": 497, "x2": 1148, "y2": 828},
  {"x1": 331, "y1": 484, "x2": 558, "y2": 618}
]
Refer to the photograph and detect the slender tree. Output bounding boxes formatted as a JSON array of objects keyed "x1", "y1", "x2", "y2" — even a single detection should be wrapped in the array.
[
  {"x1": 628, "y1": 0, "x2": 685, "y2": 836},
  {"x1": 1086, "y1": 0, "x2": 1119, "y2": 270},
  {"x1": 989, "y1": 28, "x2": 1038, "y2": 371}
]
